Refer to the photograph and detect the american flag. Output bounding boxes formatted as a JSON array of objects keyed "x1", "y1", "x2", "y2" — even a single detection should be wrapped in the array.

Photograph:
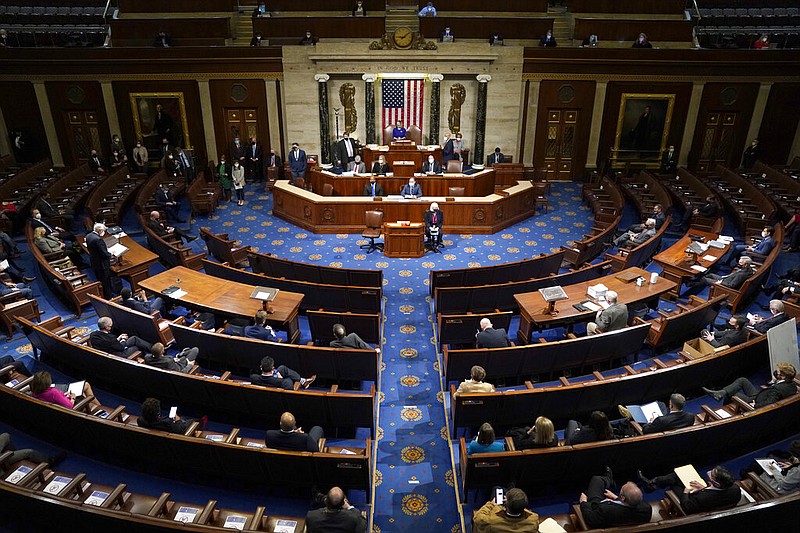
[{"x1": 381, "y1": 78, "x2": 424, "y2": 136}]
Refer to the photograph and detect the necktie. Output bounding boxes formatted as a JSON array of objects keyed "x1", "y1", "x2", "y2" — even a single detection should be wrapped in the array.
[
  {"x1": 432, "y1": 213, "x2": 437, "y2": 224},
  {"x1": 371, "y1": 184, "x2": 375, "y2": 196},
  {"x1": 182, "y1": 153, "x2": 188, "y2": 167},
  {"x1": 346, "y1": 140, "x2": 353, "y2": 157},
  {"x1": 271, "y1": 156, "x2": 275, "y2": 166}
]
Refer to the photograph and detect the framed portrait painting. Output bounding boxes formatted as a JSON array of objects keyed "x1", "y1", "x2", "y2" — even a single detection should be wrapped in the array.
[
  {"x1": 613, "y1": 93, "x2": 675, "y2": 167},
  {"x1": 129, "y1": 92, "x2": 191, "y2": 151}
]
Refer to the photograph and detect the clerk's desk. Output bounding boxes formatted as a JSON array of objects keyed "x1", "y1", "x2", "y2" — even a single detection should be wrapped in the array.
[
  {"x1": 272, "y1": 180, "x2": 536, "y2": 234},
  {"x1": 361, "y1": 141, "x2": 444, "y2": 169},
  {"x1": 306, "y1": 166, "x2": 497, "y2": 197}
]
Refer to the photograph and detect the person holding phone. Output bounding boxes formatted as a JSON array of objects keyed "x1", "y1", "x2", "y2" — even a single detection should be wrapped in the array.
[{"x1": 473, "y1": 487, "x2": 539, "y2": 532}]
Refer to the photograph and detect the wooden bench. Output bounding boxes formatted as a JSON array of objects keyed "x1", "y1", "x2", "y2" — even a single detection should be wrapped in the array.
[
  {"x1": 139, "y1": 214, "x2": 205, "y2": 271},
  {"x1": 561, "y1": 177, "x2": 625, "y2": 268},
  {"x1": 203, "y1": 259, "x2": 382, "y2": 314},
  {"x1": 186, "y1": 171, "x2": 220, "y2": 217},
  {"x1": 41, "y1": 163, "x2": 107, "y2": 226},
  {"x1": 306, "y1": 309, "x2": 381, "y2": 346},
  {"x1": 199, "y1": 227, "x2": 250, "y2": 268},
  {"x1": 85, "y1": 167, "x2": 147, "y2": 227},
  {"x1": 661, "y1": 168, "x2": 723, "y2": 232},
  {"x1": 749, "y1": 161, "x2": 800, "y2": 221},
  {"x1": 635, "y1": 294, "x2": 728, "y2": 350},
  {"x1": 604, "y1": 215, "x2": 671, "y2": 272},
  {"x1": 697, "y1": 165, "x2": 778, "y2": 235},
  {"x1": 437, "y1": 310, "x2": 513, "y2": 349},
  {"x1": 248, "y1": 249, "x2": 382, "y2": 288},
  {"x1": 19, "y1": 317, "x2": 376, "y2": 435},
  {"x1": 25, "y1": 224, "x2": 102, "y2": 316},
  {"x1": 87, "y1": 293, "x2": 182, "y2": 346},
  {"x1": 134, "y1": 170, "x2": 186, "y2": 219},
  {"x1": 0, "y1": 284, "x2": 40, "y2": 338}
]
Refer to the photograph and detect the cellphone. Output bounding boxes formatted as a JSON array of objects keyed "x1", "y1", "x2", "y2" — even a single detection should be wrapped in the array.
[
  {"x1": 168, "y1": 406, "x2": 178, "y2": 419},
  {"x1": 494, "y1": 487, "x2": 504, "y2": 505}
]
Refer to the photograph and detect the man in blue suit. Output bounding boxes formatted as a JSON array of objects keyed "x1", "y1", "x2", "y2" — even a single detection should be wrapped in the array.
[
  {"x1": 400, "y1": 177, "x2": 422, "y2": 198},
  {"x1": 727, "y1": 226, "x2": 774, "y2": 266},
  {"x1": 288, "y1": 142, "x2": 307, "y2": 185},
  {"x1": 244, "y1": 310, "x2": 281, "y2": 342}
]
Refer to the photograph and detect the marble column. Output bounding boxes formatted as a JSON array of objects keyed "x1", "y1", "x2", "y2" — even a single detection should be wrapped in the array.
[
  {"x1": 745, "y1": 82, "x2": 773, "y2": 147},
  {"x1": 315, "y1": 74, "x2": 331, "y2": 164},
  {"x1": 197, "y1": 80, "x2": 218, "y2": 164},
  {"x1": 429, "y1": 74, "x2": 443, "y2": 145},
  {"x1": 679, "y1": 81, "x2": 705, "y2": 167},
  {"x1": 0, "y1": 105, "x2": 11, "y2": 158},
  {"x1": 363, "y1": 74, "x2": 377, "y2": 145},
  {"x1": 100, "y1": 81, "x2": 122, "y2": 142},
  {"x1": 33, "y1": 81, "x2": 63, "y2": 166},
  {"x1": 586, "y1": 81, "x2": 607, "y2": 169},
  {"x1": 474, "y1": 75, "x2": 491, "y2": 167}
]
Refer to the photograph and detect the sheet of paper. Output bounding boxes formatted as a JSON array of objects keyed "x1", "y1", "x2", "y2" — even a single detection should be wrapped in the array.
[
  {"x1": 690, "y1": 265, "x2": 707, "y2": 272},
  {"x1": 43, "y1": 475, "x2": 72, "y2": 495},
  {"x1": 640, "y1": 401, "x2": 663, "y2": 422},
  {"x1": 582, "y1": 302, "x2": 601, "y2": 312},
  {"x1": 714, "y1": 409, "x2": 732, "y2": 419},
  {"x1": 5, "y1": 465, "x2": 32, "y2": 484},
  {"x1": 174, "y1": 506, "x2": 199, "y2": 523},
  {"x1": 598, "y1": 301, "x2": 610, "y2": 310},
  {"x1": 340, "y1": 448, "x2": 357, "y2": 455},
  {"x1": 255, "y1": 291, "x2": 272, "y2": 300},
  {"x1": 68, "y1": 380, "x2": 85, "y2": 397},
  {"x1": 246, "y1": 441, "x2": 265, "y2": 448},
  {"x1": 539, "y1": 517, "x2": 567, "y2": 533},
  {"x1": 107, "y1": 242, "x2": 128, "y2": 257},
  {"x1": 703, "y1": 254, "x2": 718, "y2": 262},
  {"x1": 168, "y1": 406, "x2": 178, "y2": 419},
  {"x1": 84, "y1": 490, "x2": 109, "y2": 506},
  {"x1": 171, "y1": 289, "x2": 187, "y2": 298},
  {"x1": 223, "y1": 515, "x2": 247, "y2": 530},
  {"x1": 205, "y1": 434, "x2": 224, "y2": 441},
  {"x1": 0, "y1": 259, "x2": 8, "y2": 270},
  {"x1": 274, "y1": 519, "x2": 298, "y2": 533},
  {"x1": 674, "y1": 464, "x2": 707, "y2": 488}
]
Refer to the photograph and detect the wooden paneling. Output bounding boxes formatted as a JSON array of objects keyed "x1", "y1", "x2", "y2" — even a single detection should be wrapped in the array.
[
  {"x1": 599, "y1": 81, "x2": 693, "y2": 169},
  {"x1": 534, "y1": 81, "x2": 595, "y2": 179},
  {"x1": 257, "y1": 0, "x2": 385, "y2": 11},
  {"x1": 688, "y1": 82, "x2": 760, "y2": 170},
  {"x1": 758, "y1": 83, "x2": 800, "y2": 166},
  {"x1": 253, "y1": 16, "x2": 385, "y2": 41},
  {"x1": 571, "y1": 0, "x2": 684, "y2": 14},
  {"x1": 209, "y1": 79, "x2": 271, "y2": 163},
  {"x1": 110, "y1": 18, "x2": 231, "y2": 47},
  {"x1": 420, "y1": 0, "x2": 547, "y2": 11},
  {"x1": 111, "y1": 80, "x2": 207, "y2": 165},
  {"x1": 45, "y1": 81, "x2": 110, "y2": 168},
  {"x1": 420, "y1": 17, "x2": 554, "y2": 41},
  {"x1": 0, "y1": 82, "x2": 49, "y2": 163},
  {"x1": 573, "y1": 18, "x2": 695, "y2": 43},
  {"x1": 118, "y1": 0, "x2": 237, "y2": 12}
]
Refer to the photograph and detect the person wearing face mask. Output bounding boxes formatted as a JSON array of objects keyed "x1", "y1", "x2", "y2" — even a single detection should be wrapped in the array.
[
  {"x1": 371, "y1": 156, "x2": 391, "y2": 176},
  {"x1": 727, "y1": 226, "x2": 775, "y2": 267},
  {"x1": 109, "y1": 134, "x2": 125, "y2": 157},
  {"x1": 31, "y1": 208, "x2": 76, "y2": 242},
  {"x1": 88, "y1": 149, "x2": 106, "y2": 173},
  {"x1": 421, "y1": 154, "x2": 442, "y2": 175},
  {"x1": 132, "y1": 139, "x2": 149, "y2": 173},
  {"x1": 741, "y1": 138, "x2": 761, "y2": 169},
  {"x1": 400, "y1": 177, "x2": 422, "y2": 199},
  {"x1": 632, "y1": 32, "x2": 653, "y2": 48},
  {"x1": 363, "y1": 176, "x2": 384, "y2": 197},
  {"x1": 217, "y1": 156, "x2": 232, "y2": 202},
  {"x1": 232, "y1": 160, "x2": 246, "y2": 206},
  {"x1": 349, "y1": 154, "x2": 366, "y2": 173},
  {"x1": 110, "y1": 149, "x2": 128, "y2": 171},
  {"x1": 288, "y1": 142, "x2": 307, "y2": 185}
]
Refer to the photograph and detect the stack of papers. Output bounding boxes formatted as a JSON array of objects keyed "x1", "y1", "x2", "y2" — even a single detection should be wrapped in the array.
[
  {"x1": 539, "y1": 518, "x2": 567, "y2": 533},
  {"x1": 690, "y1": 265, "x2": 707, "y2": 272},
  {"x1": 674, "y1": 464, "x2": 706, "y2": 488},
  {"x1": 756, "y1": 458, "x2": 782, "y2": 477}
]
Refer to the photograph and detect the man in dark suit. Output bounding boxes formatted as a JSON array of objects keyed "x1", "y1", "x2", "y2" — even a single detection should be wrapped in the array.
[
  {"x1": 587, "y1": 290, "x2": 628, "y2": 335},
  {"x1": 727, "y1": 226, "x2": 775, "y2": 267},
  {"x1": 703, "y1": 363, "x2": 797, "y2": 408},
  {"x1": 701, "y1": 315, "x2": 747, "y2": 348},
  {"x1": 741, "y1": 138, "x2": 761, "y2": 169},
  {"x1": 476, "y1": 317, "x2": 511, "y2": 348},
  {"x1": 335, "y1": 132, "x2": 358, "y2": 169},
  {"x1": 637, "y1": 465, "x2": 739, "y2": 514},
  {"x1": 288, "y1": 142, "x2": 307, "y2": 184},
  {"x1": 750, "y1": 299, "x2": 791, "y2": 333},
  {"x1": 638, "y1": 393, "x2": 695, "y2": 434},
  {"x1": 349, "y1": 155, "x2": 367, "y2": 173},
  {"x1": 400, "y1": 177, "x2": 422, "y2": 198},
  {"x1": 694, "y1": 256, "x2": 755, "y2": 289},
  {"x1": 660, "y1": 145, "x2": 677, "y2": 174},
  {"x1": 31, "y1": 209, "x2": 75, "y2": 241},
  {"x1": 578, "y1": 469, "x2": 651, "y2": 528},
  {"x1": 362, "y1": 176, "x2": 384, "y2": 197},
  {"x1": 148, "y1": 211, "x2": 196, "y2": 244},
  {"x1": 371, "y1": 155, "x2": 391, "y2": 175},
  {"x1": 159, "y1": 138, "x2": 173, "y2": 164},
  {"x1": 247, "y1": 136, "x2": 264, "y2": 182},
  {"x1": 244, "y1": 310, "x2": 281, "y2": 342},
  {"x1": 624, "y1": 205, "x2": 665, "y2": 233},
  {"x1": 175, "y1": 147, "x2": 195, "y2": 184},
  {"x1": 35, "y1": 191, "x2": 74, "y2": 229},
  {"x1": 330, "y1": 323, "x2": 378, "y2": 352},
  {"x1": 424, "y1": 202, "x2": 444, "y2": 248},
  {"x1": 85, "y1": 223, "x2": 119, "y2": 298},
  {"x1": 693, "y1": 195, "x2": 719, "y2": 218},
  {"x1": 442, "y1": 132, "x2": 455, "y2": 162},
  {"x1": 613, "y1": 218, "x2": 656, "y2": 248},
  {"x1": 88, "y1": 149, "x2": 106, "y2": 173},
  {"x1": 231, "y1": 136, "x2": 247, "y2": 168},
  {"x1": 143, "y1": 342, "x2": 198, "y2": 373},
  {"x1": 487, "y1": 147, "x2": 504, "y2": 166},
  {"x1": 153, "y1": 103, "x2": 173, "y2": 142},
  {"x1": 120, "y1": 287, "x2": 164, "y2": 315},
  {"x1": 306, "y1": 486, "x2": 367, "y2": 533},
  {"x1": 421, "y1": 155, "x2": 442, "y2": 174},
  {"x1": 153, "y1": 183, "x2": 183, "y2": 222},
  {"x1": 250, "y1": 356, "x2": 316, "y2": 391},
  {"x1": 265, "y1": 411, "x2": 324, "y2": 452},
  {"x1": 266, "y1": 149, "x2": 283, "y2": 180},
  {"x1": 89, "y1": 316, "x2": 152, "y2": 356}
]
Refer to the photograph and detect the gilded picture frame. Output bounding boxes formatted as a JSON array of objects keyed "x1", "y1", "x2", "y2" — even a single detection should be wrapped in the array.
[
  {"x1": 129, "y1": 92, "x2": 191, "y2": 151},
  {"x1": 613, "y1": 93, "x2": 675, "y2": 168}
]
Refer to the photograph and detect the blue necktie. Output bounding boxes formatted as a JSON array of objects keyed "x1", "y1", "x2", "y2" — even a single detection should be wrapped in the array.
[{"x1": 371, "y1": 184, "x2": 375, "y2": 196}]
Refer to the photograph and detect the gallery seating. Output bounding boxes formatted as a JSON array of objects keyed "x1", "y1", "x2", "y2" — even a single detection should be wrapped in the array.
[
  {"x1": 696, "y1": 165, "x2": 778, "y2": 235},
  {"x1": 306, "y1": 309, "x2": 381, "y2": 346},
  {"x1": 0, "y1": 286, "x2": 41, "y2": 338},
  {"x1": 604, "y1": 214, "x2": 671, "y2": 272},
  {"x1": 635, "y1": 294, "x2": 727, "y2": 350},
  {"x1": 248, "y1": 249, "x2": 382, "y2": 288},
  {"x1": 203, "y1": 260, "x2": 383, "y2": 314},
  {"x1": 133, "y1": 170, "x2": 185, "y2": 218},
  {"x1": 199, "y1": 228, "x2": 250, "y2": 268},
  {"x1": 661, "y1": 168, "x2": 723, "y2": 232},
  {"x1": 747, "y1": 161, "x2": 800, "y2": 221},
  {"x1": 20, "y1": 317, "x2": 377, "y2": 433}
]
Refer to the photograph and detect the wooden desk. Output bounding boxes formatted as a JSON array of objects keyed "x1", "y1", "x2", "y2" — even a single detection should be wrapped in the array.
[
  {"x1": 362, "y1": 144, "x2": 442, "y2": 169},
  {"x1": 139, "y1": 266, "x2": 303, "y2": 343},
  {"x1": 111, "y1": 236, "x2": 159, "y2": 291},
  {"x1": 514, "y1": 266, "x2": 676, "y2": 344},
  {"x1": 383, "y1": 222, "x2": 424, "y2": 258},
  {"x1": 653, "y1": 230, "x2": 731, "y2": 299}
]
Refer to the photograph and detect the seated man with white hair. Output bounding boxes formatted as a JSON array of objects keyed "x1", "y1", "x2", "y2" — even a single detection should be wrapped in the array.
[
  {"x1": 613, "y1": 218, "x2": 656, "y2": 249},
  {"x1": 424, "y1": 202, "x2": 444, "y2": 251},
  {"x1": 475, "y1": 317, "x2": 511, "y2": 348},
  {"x1": 586, "y1": 290, "x2": 628, "y2": 335},
  {"x1": 147, "y1": 210, "x2": 197, "y2": 244}
]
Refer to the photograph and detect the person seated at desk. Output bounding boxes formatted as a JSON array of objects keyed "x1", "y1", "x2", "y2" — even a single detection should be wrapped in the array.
[
  {"x1": 421, "y1": 154, "x2": 442, "y2": 175},
  {"x1": 740, "y1": 440, "x2": 800, "y2": 494},
  {"x1": 36, "y1": 191, "x2": 74, "y2": 229},
  {"x1": 539, "y1": 29, "x2": 557, "y2": 47},
  {"x1": 578, "y1": 468, "x2": 652, "y2": 528},
  {"x1": 440, "y1": 27, "x2": 455, "y2": 43},
  {"x1": 392, "y1": 121, "x2": 407, "y2": 140},
  {"x1": 400, "y1": 177, "x2": 422, "y2": 198},
  {"x1": 727, "y1": 226, "x2": 775, "y2": 267},
  {"x1": 476, "y1": 317, "x2": 510, "y2": 348},
  {"x1": 244, "y1": 310, "x2": 281, "y2": 342},
  {"x1": 467, "y1": 422, "x2": 505, "y2": 454},
  {"x1": 148, "y1": 210, "x2": 197, "y2": 244},
  {"x1": 693, "y1": 195, "x2": 720, "y2": 218},
  {"x1": 138, "y1": 397, "x2": 199, "y2": 434},
  {"x1": 619, "y1": 393, "x2": 695, "y2": 434},
  {"x1": 30, "y1": 371, "x2": 101, "y2": 411},
  {"x1": 352, "y1": 0, "x2": 367, "y2": 16},
  {"x1": 473, "y1": 488, "x2": 539, "y2": 533},
  {"x1": 371, "y1": 155, "x2": 391, "y2": 176},
  {"x1": 702, "y1": 362, "x2": 797, "y2": 408},
  {"x1": 90, "y1": 316, "x2": 153, "y2": 357},
  {"x1": 306, "y1": 486, "x2": 368, "y2": 533},
  {"x1": 632, "y1": 32, "x2": 653, "y2": 49},
  {"x1": 154, "y1": 182, "x2": 184, "y2": 222},
  {"x1": 424, "y1": 202, "x2": 444, "y2": 247},
  {"x1": 144, "y1": 342, "x2": 198, "y2": 374},
  {"x1": 763, "y1": 265, "x2": 800, "y2": 301},
  {"x1": 487, "y1": 147, "x2": 504, "y2": 166},
  {"x1": 363, "y1": 175, "x2": 384, "y2": 197},
  {"x1": 265, "y1": 411, "x2": 324, "y2": 452},
  {"x1": 455, "y1": 365, "x2": 495, "y2": 395},
  {"x1": 418, "y1": 1, "x2": 437, "y2": 17},
  {"x1": 507, "y1": 416, "x2": 558, "y2": 450},
  {"x1": 581, "y1": 34, "x2": 599, "y2": 47},
  {"x1": 489, "y1": 33, "x2": 504, "y2": 46},
  {"x1": 586, "y1": 290, "x2": 628, "y2": 336},
  {"x1": 250, "y1": 356, "x2": 316, "y2": 390},
  {"x1": 350, "y1": 155, "x2": 367, "y2": 174},
  {"x1": 299, "y1": 30, "x2": 318, "y2": 46},
  {"x1": 565, "y1": 411, "x2": 615, "y2": 445},
  {"x1": 626, "y1": 205, "x2": 665, "y2": 233},
  {"x1": 637, "y1": 465, "x2": 739, "y2": 514},
  {"x1": 749, "y1": 299, "x2": 790, "y2": 333},
  {"x1": 120, "y1": 287, "x2": 164, "y2": 315},
  {"x1": 612, "y1": 218, "x2": 656, "y2": 249},
  {"x1": 701, "y1": 314, "x2": 747, "y2": 348},
  {"x1": 689, "y1": 255, "x2": 755, "y2": 289},
  {"x1": 330, "y1": 323, "x2": 379, "y2": 352},
  {"x1": 0, "y1": 279, "x2": 33, "y2": 301},
  {"x1": 32, "y1": 226, "x2": 85, "y2": 269}
]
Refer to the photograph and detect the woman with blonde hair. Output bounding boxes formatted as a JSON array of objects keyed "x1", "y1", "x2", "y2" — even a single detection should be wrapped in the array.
[
  {"x1": 508, "y1": 416, "x2": 559, "y2": 449},
  {"x1": 33, "y1": 226, "x2": 86, "y2": 268}
]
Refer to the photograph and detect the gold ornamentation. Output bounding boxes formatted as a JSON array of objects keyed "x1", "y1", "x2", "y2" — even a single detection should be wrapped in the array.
[
  {"x1": 448, "y1": 83, "x2": 466, "y2": 134},
  {"x1": 369, "y1": 28, "x2": 437, "y2": 50},
  {"x1": 339, "y1": 83, "x2": 357, "y2": 133}
]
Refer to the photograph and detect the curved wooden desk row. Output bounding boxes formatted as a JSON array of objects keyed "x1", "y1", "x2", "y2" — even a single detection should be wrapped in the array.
[
  {"x1": 429, "y1": 250, "x2": 564, "y2": 296},
  {"x1": 272, "y1": 180, "x2": 536, "y2": 235},
  {"x1": 560, "y1": 178, "x2": 624, "y2": 268},
  {"x1": 460, "y1": 371, "x2": 800, "y2": 491},
  {"x1": 21, "y1": 317, "x2": 376, "y2": 433},
  {"x1": 699, "y1": 165, "x2": 777, "y2": 235},
  {"x1": 450, "y1": 335, "x2": 768, "y2": 433},
  {"x1": 85, "y1": 169, "x2": 148, "y2": 227},
  {"x1": 751, "y1": 160, "x2": 800, "y2": 218},
  {"x1": 248, "y1": 248, "x2": 383, "y2": 288},
  {"x1": 621, "y1": 170, "x2": 674, "y2": 216},
  {"x1": 134, "y1": 169, "x2": 186, "y2": 216},
  {"x1": 0, "y1": 460, "x2": 307, "y2": 532},
  {"x1": 307, "y1": 167, "x2": 501, "y2": 197},
  {"x1": 0, "y1": 366, "x2": 372, "y2": 494}
]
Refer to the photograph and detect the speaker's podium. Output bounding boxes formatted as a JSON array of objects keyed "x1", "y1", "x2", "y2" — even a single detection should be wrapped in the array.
[{"x1": 383, "y1": 221, "x2": 424, "y2": 258}]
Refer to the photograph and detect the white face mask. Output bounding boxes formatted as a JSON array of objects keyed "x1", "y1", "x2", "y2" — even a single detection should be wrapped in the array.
[{"x1": 34, "y1": 213, "x2": 41, "y2": 220}]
